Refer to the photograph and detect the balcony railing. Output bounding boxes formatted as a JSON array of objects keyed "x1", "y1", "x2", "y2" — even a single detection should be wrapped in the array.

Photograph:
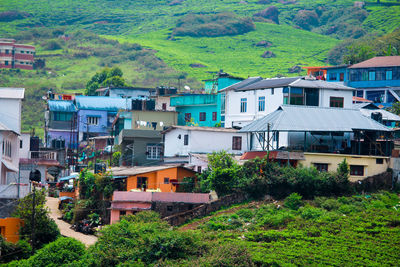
[{"x1": 30, "y1": 151, "x2": 57, "y2": 160}]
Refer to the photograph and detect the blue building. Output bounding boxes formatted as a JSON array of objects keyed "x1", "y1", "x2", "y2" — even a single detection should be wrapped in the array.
[
  {"x1": 203, "y1": 71, "x2": 243, "y2": 93},
  {"x1": 170, "y1": 94, "x2": 218, "y2": 127},
  {"x1": 75, "y1": 96, "x2": 131, "y2": 141},
  {"x1": 322, "y1": 56, "x2": 400, "y2": 107}
]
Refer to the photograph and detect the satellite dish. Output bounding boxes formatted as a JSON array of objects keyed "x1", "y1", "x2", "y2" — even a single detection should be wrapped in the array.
[{"x1": 184, "y1": 85, "x2": 190, "y2": 91}]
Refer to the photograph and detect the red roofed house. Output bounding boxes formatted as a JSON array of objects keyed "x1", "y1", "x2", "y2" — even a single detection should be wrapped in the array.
[{"x1": 0, "y1": 39, "x2": 35, "y2": 70}]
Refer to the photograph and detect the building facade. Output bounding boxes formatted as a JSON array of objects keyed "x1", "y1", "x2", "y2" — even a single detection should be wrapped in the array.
[{"x1": 0, "y1": 39, "x2": 35, "y2": 70}]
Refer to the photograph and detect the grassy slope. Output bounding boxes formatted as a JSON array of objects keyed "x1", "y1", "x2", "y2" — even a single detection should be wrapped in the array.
[{"x1": 180, "y1": 192, "x2": 400, "y2": 266}]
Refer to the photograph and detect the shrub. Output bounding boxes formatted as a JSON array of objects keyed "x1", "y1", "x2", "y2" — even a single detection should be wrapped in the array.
[
  {"x1": 300, "y1": 205, "x2": 325, "y2": 220},
  {"x1": 43, "y1": 40, "x2": 63, "y2": 50},
  {"x1": 293, "y1": 10, "x2": 319, "y2": 30},
  {"x1": 0, "y1": 237, "x2": 31, "y2": 263},
  {"x1": 284, "y1": 193, "x2": 303, "y2": 210},
  {"x1": 196, "y1": 242, "x2": 254, "y2": 267}
]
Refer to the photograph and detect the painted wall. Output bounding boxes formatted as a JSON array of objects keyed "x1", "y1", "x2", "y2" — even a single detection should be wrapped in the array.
[
  {"x1": 0, "y1": 217, "x2": 23, "y2": 243},
  {"x1": 300, "y1": 152, "x2": 389, "y2": 181},
  {"x1": 155, "y1": 96, "x2": 175, "y2": 111},
  {"x1": 175, "y1": 105, "x2": 218, "y2": 127},
  {"x1": 326, "y1": 67, "x2": 348, "y2": 83},
  {"x1": 129, "y1": 111, "x2": 177, "y2": 131},
  {"x1": 0, "y1": 131, "x2": 20, "y2": 185},
  {"x1": 319, "y1": 89, "x2": 353, "y2": 108},
  {"x1": 109, "y1": 88, "x2": 152, "y2": 98},
  {"x1": 164, "y1": 128, "x2": 247, "y2": 158},
  {"x1": 0, "y1": 98, "x2": 21, "y2": 134},
  {"x1": 19, "y1": 133, "x2": 30, "y2": 159},
  {"x1": 77, "y1": 110, "x2": 109, "y2": 136},
  {"x1": 120, "y1": 134, "x2": 162, "y2": 166},
  {"x1": 47, "y1": 130, "x2": 78, "y2": 149}
]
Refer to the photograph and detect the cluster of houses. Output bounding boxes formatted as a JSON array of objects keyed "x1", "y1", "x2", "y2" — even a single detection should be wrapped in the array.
[{"x1": 2, "y1": 56, "x2": 400, "y2": 240}]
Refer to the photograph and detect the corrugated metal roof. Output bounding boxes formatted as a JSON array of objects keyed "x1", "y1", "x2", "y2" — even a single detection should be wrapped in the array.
[
  {"x1": 121, "y1": 129, "x2": 162, "y2": 139},
  {"x1": 360, "y1": 108, "x2": 400, "y2": 122},
  {"x1": 239, "y1": 105, "x2": 390, "y2": 133},
  {"x1": 220, "y1": 77, "x2": 263, "y2": 91},
  {"x1": 0, "y1": 88, "x2": 25, "y2": 99},
  {"x1": 237, "y1": 77, "x2": 299, "y2": 91},
  {"x1": 111, "y1": 164, "x2": 189, "y2": 176},
  {"x1": 48, "y1": 100, "x2": 77, "y2": 112},
  {"x1": 112, "y1": 191, "x2": 210, "y2": 204},
  {"x1": 289, "y1": 79, "x2": 354, "y2": 90},
  {"x1": 75, "y1": 96, "x2": 131, "y2": 111},
  {"x1": 349, "y1": 56, "x2": 400, "y2": 68},
  {"x1": 162, "y1": 125, "x2": 240, "y2": 134}
]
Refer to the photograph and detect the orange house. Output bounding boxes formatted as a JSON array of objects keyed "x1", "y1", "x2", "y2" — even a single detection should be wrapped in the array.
[
  {"x1": 303, "y1": 66, "x2": 329, "y2": 80},
  {"x1": 112, "y1": 165, "x2": 197, "y2": 192},
  {"x1": 0, "y1": 217, "x2": 24, "y2": 243}
]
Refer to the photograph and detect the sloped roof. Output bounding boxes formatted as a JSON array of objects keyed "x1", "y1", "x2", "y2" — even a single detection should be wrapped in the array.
[
  {"x1": 220, "y1": 77, "x2": 263, "y2": 91},
  {"x1": 0, "y1": 88, "x2": 25, "y2": 99},
  {"x1": 111, "y1": 164, "x2": 195, "y2": 176},
  {"x1": 289, "y1": 79, "x2": 354, "y2": 90},
  {"x1": 48, "y1": 100, "x2": 76, "y2": 112},
  {"x1": 237, "y1": 77, "x2": 299, "y2": 91},
  {"x1": 349, "y1": 56, "x2": 400, "y2": 68},
  {"x1": 75, "y1": 96, "x2": 131, "y2": 111},
  {"x1": 239, "y1": 105, "x2": 390, "y2": 133},
  {"x1": 162, "y1": 125, "x2": 240, "y2": 134},
  {"x1": 112, "y1": 191, "x2": 210, "y2": 204}
]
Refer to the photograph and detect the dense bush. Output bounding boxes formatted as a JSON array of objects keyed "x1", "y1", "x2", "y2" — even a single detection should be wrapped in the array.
[
  {"x1": 172, "y1": 13, "x2": 255, "y2": 38},
  {"x1": 284, "y1": 193, "x2": 303, "y2": 210},
  {"x1": 0, "y1": 237, "x2": 31, "y2": 263},
  {"x1": 13, "y1": 189, "x2": 60, "y2": 249},
  {"x1": 42, "y1": 39, "x2": 63, "y2": 50},
  {"x1": 293, "y1": 10, "x2": 319, "y2": 30}
]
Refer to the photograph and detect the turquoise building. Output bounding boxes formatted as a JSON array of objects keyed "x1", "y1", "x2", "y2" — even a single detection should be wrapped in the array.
[{"x1": 171, "y1": 72, "x2": 243, "y2": 127}]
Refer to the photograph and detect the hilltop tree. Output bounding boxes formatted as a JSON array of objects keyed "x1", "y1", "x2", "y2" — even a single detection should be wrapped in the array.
[{"x1": 85, "y1": 66, "x2": 127, "y2": 95}]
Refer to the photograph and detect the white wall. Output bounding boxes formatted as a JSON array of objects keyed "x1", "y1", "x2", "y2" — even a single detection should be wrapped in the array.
[
  {"x1": 0, "y1": 131, "x2": 20, "y2": 185},
  {"x1": 164, "y1": 128, "x2": 248, "y2": 157},
  {"x1": 0, "y1": 98, "x2": 21, "y2": 134},
  {"x1": 319, "y1": 89, "x2": 353, "y2": 108},
  {"x1": 19, "y1": 133, "x2": 30, "y2": 159},
  {"x1": 155, "y1": 96, "x2": 175, "y2": 111}
]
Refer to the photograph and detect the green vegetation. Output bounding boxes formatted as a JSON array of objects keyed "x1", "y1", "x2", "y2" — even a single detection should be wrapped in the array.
[
  {"x1": 12, "y1": 189, "x2": 60, "y2": 250},
  {"x1": 172, "y1": 13, "x2": 255, "y2": 38},
  {"x1": 85, "y1": 66, "x2": 126, "y2": 96}
]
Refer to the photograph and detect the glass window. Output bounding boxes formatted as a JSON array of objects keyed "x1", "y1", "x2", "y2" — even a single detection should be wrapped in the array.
[
  {"x1": 386, "y1": 70, "x2": 393, "y2": 80},
  {"x1": 220, "y1": 93, "x2": 226, "y2": 115},
  {"x1": 240, "y1": 98, "x2": 247, "y2": 113},
  {"x1": 232, "y1": 136, "x2": 242, "y2": 150},
  {"x1": 258, "y1": 96, "x2": 265, "y2": 112},
  {"x1": 369, "y1": 71, "x2": 376, "y2": 81},
  {"x1": 184, "y1": 113, "x2": 191, "y2": 122},
  {"x1": 137, "y1": 177, "x2": 148, "y2": 189},
  {"x1": 271, "y1": 88, "x2": 274, "y2": 95},
  {"x1": 212, "y1": 112, "x2": 217, "y2": 121},
  {"x1": 339, "y1": 73, "x2": 344, "y2": 81},
  {"x1": 54, "y1": 112, "x2": 72, "y2": 121},
  {"x1": 199, "y1": 112, "x2": 206, "y2": 121},
  {"x1": 330, "y1": 97, "x2": 344, "y2": 108},
  {"x1": 184, "y1": 134, "x2": 189, "y2": 146},
  {"x1": 328, "y1": 73, "x2": 337, "y2": 81},
  {"x1": 350, "y1": 165, "x2": 364, "y2": 176},
  {"x1": 146, "y1": 145, "x2": 161, "y2": 160},
  {"x1": 164, "y1": 178, "x2": 170, "y2": 184},
  {"x1": 314, "y1": 163, "x2": 328, "y2": 172}
]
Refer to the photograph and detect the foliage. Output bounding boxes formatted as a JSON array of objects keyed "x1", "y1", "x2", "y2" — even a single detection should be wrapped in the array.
[
  {"x1": 87, "y1": 211, "x2": 202, "y2": 266},
  {"x1": 6, "y1": 237, "x2": 86, "y2": 267},
  {"x1": 12, "y1": 189, "x2": 60, "y2": 249},
  {"x1": 284, "y1": 193, "x2": 303, "y2": 210},
  {"x1": 85, "y1": 66, "x2": 127, "y2": 95},
  {"x1": 0, "y1": 237, "x2": 31, "y2": 263},
  {"x1": 172, "y1": 13, "x2": 255, "y2": 38},
  {"x1": 112, "y1": 151, "x2": 121, "y2": 166}
]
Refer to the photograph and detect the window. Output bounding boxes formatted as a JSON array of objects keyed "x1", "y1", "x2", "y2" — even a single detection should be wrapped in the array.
[
  {"x1": 137, "y1": 177, "x2": 148, "y2": 189},
  {"x1": 5, "y1": 61, "x2": 8, "y2": 66},
  {"x1": 271, "y1": 88, "x2": 274, "y2": 95},
  {"x1": 87, "y1": 116, "x2": 99, "y2": 125},
  {"x1": 54, "y1": 112, "x2": 72, "y2": 121},
  {"x1": 232, "y1": 136, "x2": 242, "y2": 150},
  {"x1": 258, "y1": 96, "x2": 265, "y2": 112},
  {"x1": 339, "y1": 73, "x2": 344, "y2": 81},
  {"x1": 328, "y1": 73, "x2": 337, "y2": 81},
  {"x1": 184, "y1": 134, "x2": 189, "y2": 146},
  {"x1": 386, "y1": 70, "x2": 393, "y2": 80},
  {"x1": 330, "y1": 97, "x2": 344, "y2": 108},
  {"x1": 197, "y1": 166, "x2": 202, "y2": 173},
  {"x1": 2, "y1": 140, "x2": 11, "y2": 158},
  {"x1": 20, "y1": 140, "x2": 23, "y2": 149},
  {"x1": 376, "y1": 158, "x2": 383, "y2": 164},
  {"x1": 164, "y1": 178, "x2": 170, "y2": 184},
  {"x1": 162, "y1": 103, "x2": 167, "y2": 110},
  {"x1": 314, "y1": 163, "x2": 328, "y2": 172},
  {"x1": 199, "y1": 112, "x2": 206, "y2": 121},
  {"x1": 120, "y1": 211, "x2": 126, "y2": 216},
  {"x1": 350, "y1": 165, "x2": 364, "y2": 176},
  {"x1": 240, "y1": 98, "x2": 247, "y2": 113},
  {"x1": 167, "y1": 206, "x2": 173, "y2": 211},
  {"x1": 220, "y1": 93, "x2": 226, "y2": 115},
  {"x1": 369, "y1": 71, "x2": 376, "y2": 81},
  {"x1": 212, "y1": 112, "x2": 217, "y2": 121},
  {"x1": 288, "y1": 88, "x2": 304, "y2": 105},
  {"x1": 146, "y1": 145, "x2": 161, "y2": 160},
  {"x1": 5, "y1": 49, "x2": 9, "y2": 54},
  {"x1": 184, "y1": 113, "x2": 191, "y2": 122}
]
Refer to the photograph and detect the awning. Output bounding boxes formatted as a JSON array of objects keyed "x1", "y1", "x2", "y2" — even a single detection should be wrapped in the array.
[
  {"x1": 59, "y1": 173, "x2": 79, "y2": 182},
  {"x1": 2, "y1": 160, "x2": 18, "y2": 172},
  {"x1": 59, "y1": 196, "x2": 73, "y2": 201}
]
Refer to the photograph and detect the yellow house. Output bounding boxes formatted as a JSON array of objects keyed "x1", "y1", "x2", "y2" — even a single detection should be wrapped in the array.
[
  {"x1": 300, "y1": 152, "x2": 390, "y2": 181},
  {"x1": 0, "y1": 217, "x2": 24, "y2": 243}
]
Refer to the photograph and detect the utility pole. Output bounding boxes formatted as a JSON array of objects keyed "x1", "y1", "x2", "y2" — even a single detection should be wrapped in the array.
[{"x1": 31, "y1": 182, "x2": 36, "y2": 253}]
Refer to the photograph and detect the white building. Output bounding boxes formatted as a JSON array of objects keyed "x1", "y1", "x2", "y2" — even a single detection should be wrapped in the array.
[
  {"x1": 221, "y1": 77, "x2": 354, "y2": 128},
  {"x1": 0, "y1": 88, "x2": 25, "y2": 199},
  {"x1": 162, "y1": 126, "x2": 247, "y2": 163}
]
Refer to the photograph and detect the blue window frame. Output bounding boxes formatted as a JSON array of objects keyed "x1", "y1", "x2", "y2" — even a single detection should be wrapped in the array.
[
  {"x1": 369, "y1": 71, "x2": 376, "y2": 81},
  {"x1": 258, "y1": 96, "x2": 265, "y2": 111},
  {"x1": 386, "y1": 70, "x2": 393, "y2": 80},
  {"x1": 240, "y1": 98, "x2": 247, "y2": 113}
]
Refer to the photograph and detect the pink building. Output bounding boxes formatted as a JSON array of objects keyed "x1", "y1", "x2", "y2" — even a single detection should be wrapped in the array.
[{"x1": 0, "y1": 39, "x2": 35, "y2": 70}]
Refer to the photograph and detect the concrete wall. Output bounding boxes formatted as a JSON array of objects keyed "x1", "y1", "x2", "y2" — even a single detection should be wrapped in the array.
[
  {"x1": 164, "y1": 128, "x2": 247, "y2": 158},
  {"x1": 0, "y1": 98, "x2": 21, "y2": 134},
  {"x1": 130, "y1": 111, "x2": 177, "y2": 131},
  {"x1": 109, "y1": 88, "x2": 152, "y2": 98},
  {"x1": 78, "y1": 110, "x2": 109, "y2": 136},
  {"x1": 121, "y1": 136, "x2": 162, "y2": 166},
  {"x1": 300, "y1": 152, "x2": 390, "y2": 181},
  {"x1": 319, "y1": 88, "x2": 353, "y2": 108},
  {"x1": 175, "y1": 105, "x2": 218, "y2": 127},
  {"x1": 0, "y1": 217, "x2": 23, "y2": 243},
  {"x1": 155, "y1": 96, "x2": 175, "y2": 111},
  {"x1": 19, "y1": 133, "x2": 30, "y2": 159}
]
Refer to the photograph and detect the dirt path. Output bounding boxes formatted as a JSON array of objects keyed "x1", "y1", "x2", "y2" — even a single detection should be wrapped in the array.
[
  {"x1": 179, "y1": 201, "x2": 263, "y2": 231},
  {"x1": 45, "y1": 197, "x2": 98, "y2": 247}
]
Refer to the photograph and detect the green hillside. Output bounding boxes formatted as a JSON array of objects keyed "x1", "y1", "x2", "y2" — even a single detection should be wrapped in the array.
[{"x1": 0, "y1": 0, "x2": 399, "y2": 132}]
